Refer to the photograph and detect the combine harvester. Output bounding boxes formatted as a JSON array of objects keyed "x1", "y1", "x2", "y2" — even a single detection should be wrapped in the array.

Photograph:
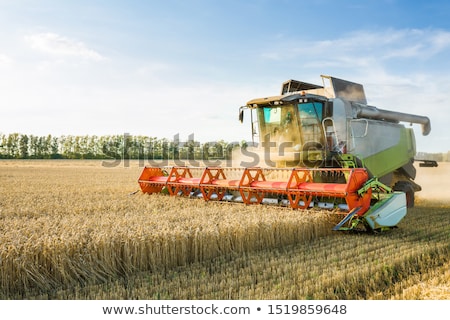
[{"x1": 138, "y1": 75, "x2": 434, "y2": 232}]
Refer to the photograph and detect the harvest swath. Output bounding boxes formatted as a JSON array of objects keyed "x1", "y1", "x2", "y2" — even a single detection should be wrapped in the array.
[{"x1": 0, "y1": 160, "x2": 449, "y2": 299}]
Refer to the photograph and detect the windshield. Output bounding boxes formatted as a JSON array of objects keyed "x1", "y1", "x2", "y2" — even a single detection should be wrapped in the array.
[
  {"x1": 258, "y1": 104, "x2": 302, "y2": 149},
  {"x1": 297, "y1": 102, "x2": 324, "y2": 146},
  {"x1": 256, "y1": 101, "x2": 325, "y2": 151}
]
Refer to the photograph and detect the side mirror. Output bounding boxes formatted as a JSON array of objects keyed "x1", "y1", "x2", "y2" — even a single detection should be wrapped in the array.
[{"x1": 239, "y1": 107, "x2": 244, "y2": 123}]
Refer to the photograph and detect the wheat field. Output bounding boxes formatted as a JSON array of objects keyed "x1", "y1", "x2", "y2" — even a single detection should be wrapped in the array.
[{"x1": 0, "y1": 160, "x2": 449, "y2": 299}]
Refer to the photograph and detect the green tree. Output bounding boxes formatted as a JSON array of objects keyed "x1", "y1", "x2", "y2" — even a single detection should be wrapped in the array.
[
  {"x1": 6, "y1": 133, "x2": 20, "y2": 158},
  {"x1": 19, "y1": 134, "x2": 29, "y2": 159}
]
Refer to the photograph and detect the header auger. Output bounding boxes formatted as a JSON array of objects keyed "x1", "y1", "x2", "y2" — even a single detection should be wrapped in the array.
[{"x1": 138, "y1": 75, "x2": 434, "y2": 232}]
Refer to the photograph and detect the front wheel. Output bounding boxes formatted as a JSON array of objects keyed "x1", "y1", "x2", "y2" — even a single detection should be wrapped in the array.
[{"x1": 393, "y1": 181, "x2": 415, "y2": 208}]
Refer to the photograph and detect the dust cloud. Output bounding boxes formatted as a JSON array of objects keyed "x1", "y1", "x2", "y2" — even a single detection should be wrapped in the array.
[
  {"x1": 230, "y1": 146, "x2": 266, "y2": 168},
  {"x1": 414, "y1": 162, "x2": 450, "y2": 203}
]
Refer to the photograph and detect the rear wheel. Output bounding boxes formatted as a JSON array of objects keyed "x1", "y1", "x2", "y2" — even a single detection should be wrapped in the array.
[{"x1": 393, "y1": 181, "x2": 415, "y2": 208}]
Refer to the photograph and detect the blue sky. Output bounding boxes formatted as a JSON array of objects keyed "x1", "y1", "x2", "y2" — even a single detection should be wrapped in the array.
[{"x1": 1, "y1": 0, "x2": 449, "y2": 152}]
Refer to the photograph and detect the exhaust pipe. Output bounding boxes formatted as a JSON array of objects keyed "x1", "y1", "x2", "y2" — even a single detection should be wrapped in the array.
[{"x1": 352, "y1": 103, "x2": 431, "y2": 136}]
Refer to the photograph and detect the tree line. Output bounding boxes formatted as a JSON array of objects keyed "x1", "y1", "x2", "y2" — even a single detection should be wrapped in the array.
[{"x1": 0, "y1": 133, "x2": 239, "y2": 160}]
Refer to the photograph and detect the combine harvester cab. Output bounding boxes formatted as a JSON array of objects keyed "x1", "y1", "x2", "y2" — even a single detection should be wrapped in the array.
[{"x1": 138, "y1": 75, "x2": 432, "y2": 232}]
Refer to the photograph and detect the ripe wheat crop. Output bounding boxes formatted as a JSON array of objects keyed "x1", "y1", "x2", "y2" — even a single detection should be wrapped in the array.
[
  {"x1": 0, "y1": 160, "x2": 449, "y2": 299},
  {"x1": 0, "y1": 160, "x2": 338, "y2": 298}
]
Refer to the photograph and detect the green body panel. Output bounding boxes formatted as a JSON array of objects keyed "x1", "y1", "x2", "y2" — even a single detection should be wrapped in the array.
[{"x1": 358, "y1": 128, "x2": 415, "y2": 179}]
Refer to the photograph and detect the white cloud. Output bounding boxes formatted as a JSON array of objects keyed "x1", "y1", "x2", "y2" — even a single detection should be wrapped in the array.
[
  {"x1": 0, "y1": 53, "x2": 13, "y2": 67},
  {"x1": 24, "y1": 32, "x2": 105, "y2": 61},
  {"x1": 261, "y1": 28, "x2": 450, "y2": 64},
  {"x1": 428, "y1": 30, "x2": 450, "y2": 54}
]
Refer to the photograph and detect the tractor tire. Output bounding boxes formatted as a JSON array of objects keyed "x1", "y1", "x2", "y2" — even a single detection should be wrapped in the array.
[{"x1": 393, "y1": 181, "x2": 415, "y2": 208}]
